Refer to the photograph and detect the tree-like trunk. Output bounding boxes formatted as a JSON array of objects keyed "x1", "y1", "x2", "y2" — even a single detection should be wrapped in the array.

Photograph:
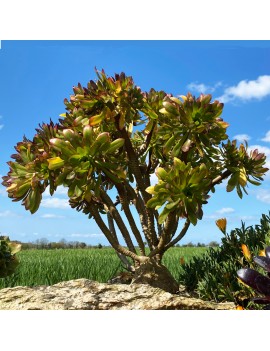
[{"x1": 131, "y1": 259, "x2": 179, "y2": 294}]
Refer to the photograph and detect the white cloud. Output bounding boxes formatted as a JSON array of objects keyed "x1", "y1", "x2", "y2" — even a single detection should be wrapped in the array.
[
  {"x1": 43, "y1": 185, "x2": 68, "y2": 197},
  {"x1": 261, "y1": 130, "x2": 270, "y2": 142},
  {"x1": 256, "y1": 189, "x2": 270, "y2": 204},
  {"x1": 216, "y1": 207, "x2": 235, "y2": 214},
  {"x1": 68, "y1": 233, "x2": 104, "y2": 238},
  {"x1": 0, "y1": 187, "x2": 6, "y2": 196},
  {"x1": 233, "y1": 134, "x2": 251, "y2": 143},
  {"x1": 0, "y1": 210, "x2": 18, "y2": 217},
  {"x1": 217, "y1": 75, "x2": 270, "y2": 103},
  {"x1": 41, "y1": 197, "x2": 69, "y2": 209},
  {"x1": 205, "y1": 207, "x2": 235, "y2": 220},
  {"x1": 187, "y1": 81, "x2": 222, "y2": 94},
  {"x1": 41, "y1": 214, "x2": 65, "y2": 219}
]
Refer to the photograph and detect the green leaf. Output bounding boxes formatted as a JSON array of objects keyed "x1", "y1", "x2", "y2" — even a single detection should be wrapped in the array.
[
  {"x1": 80, "y1": 100, "x2": 97, "y2": 109},
  {"x1": 156, "y1": 167, "x2": 168, "y2": 181},
  {"x1": 47, "y1": 157, "x2": 65, "y2": 170},
  {"x1": 146, "y1": 197, "x2": 163, "y2": 209},
  {"x1": 158, "y1": 207, "x2": 171, "y2": 224},
  {"x1": 163, "y1": 135, "x2": 176, "y2": 153},
  {"x1": 145, "y1": 185, "x2": 156, "y2": 195},
  {"x1": 166, "y1": 199, "x2": 180, "y2": 210},
  {"x1": 142, "y1": 108, "x2": 158, "y2": 120},
  {"x1": 89, "y1": 113, "x2": 104, "y2": 126},
  {"x1": 144, "y1": 119, "x2": 154, "y2": 134}
]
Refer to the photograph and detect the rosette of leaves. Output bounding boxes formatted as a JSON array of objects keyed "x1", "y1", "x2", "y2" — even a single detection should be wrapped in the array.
[
  {"x1": 0, "y1": 236, "x2": 21, "y2": 278},
  {"x1": 146, "y1": 158, "x2": 211, "y2": 225},
  {"x1": 237, "y1": 247, "x2": 270, "y2": 309},
  {"x1": 221, "y1": 140, "x2": 268, "y2": 199}
]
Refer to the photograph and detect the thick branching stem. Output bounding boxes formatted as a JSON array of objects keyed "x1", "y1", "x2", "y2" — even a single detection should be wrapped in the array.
[
  {"x1": 115, "y1": 183, "x2": 146, "y2": 256},
  {"x1": 120, "y1": 127, "x2": 158, "y2": 249},
  {"x1": 211, "y1": 170, "x2": 232, "y2": 187},
  {"x1": 164, "y1": 219, "x2": 191, "y2": 251},
  {"x1": 88, "y1": 202, "x2": 147, "y2": 264},
  {"x1": 138, "y1": 123, "x2": 156, "y2": 156},
  {"x1": 124, "y1": 182, "x2": 153, "y2": 249},
  {"x1": 100, "y1": 189, "x2": 137, "y2": 254},
  {"x1": 164, "y1": 211, "x2": 179, "y2": 245},
  {"x1": 107, "y1": 212, "x2": 135, "y2": 272}
]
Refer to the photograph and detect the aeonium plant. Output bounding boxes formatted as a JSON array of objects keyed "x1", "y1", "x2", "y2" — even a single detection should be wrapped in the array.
[{"x1": 2, "y1": 69, "x2": 269, "y2": 293}]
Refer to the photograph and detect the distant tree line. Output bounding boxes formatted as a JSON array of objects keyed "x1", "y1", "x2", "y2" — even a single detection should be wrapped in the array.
[
  {"x1": 9, "y1": 238, "x2": 104, "y2": 250},
  {"x1": 6, "y1": 237, "x2": 220, "y2": 250},
  {"x1": 176, "y1": 241, "x2": 220, "y2": 248}
]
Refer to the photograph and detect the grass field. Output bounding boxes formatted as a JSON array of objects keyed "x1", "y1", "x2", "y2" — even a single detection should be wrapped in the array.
[{"x1": 0, "y1": 247, "x2": 208, "y2": 289}]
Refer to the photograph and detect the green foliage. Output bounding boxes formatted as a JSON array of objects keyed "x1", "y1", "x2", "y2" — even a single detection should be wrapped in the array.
[
  {"x1": 146, "y1": 159, "x2": 210, "y2": 225},
  {"x1": 0, "y1": 236, "x2": 21, "y2": 278},
  {"x1": 179, "y1": 213, "x2": 270, "y2": 303}
]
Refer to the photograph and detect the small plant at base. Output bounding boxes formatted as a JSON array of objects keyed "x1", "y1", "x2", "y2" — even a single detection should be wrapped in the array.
[
  {"x1": 0, "y1": 236, "x2": 21, "y2": 278},
  {"x1": 179, "y1": 214, "x2": 270, "y2": 304},
  {"x1": 237, "y1": 246, "x2": 270, "y2": 310}
]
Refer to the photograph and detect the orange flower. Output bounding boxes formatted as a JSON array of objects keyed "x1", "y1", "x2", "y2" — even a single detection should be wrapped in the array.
[
  {"x1": 241, "y1": 244, "x2": 252, "y2": 261},
  {"x1": 215, "y1": 218, "x2": 227, "y2": 233},
  {"x1": 259, "y1": 249, "x2": 266, "y2": 257},
  {"x1": 179, "y1": 257, "x2": 185, "y2": 265}
]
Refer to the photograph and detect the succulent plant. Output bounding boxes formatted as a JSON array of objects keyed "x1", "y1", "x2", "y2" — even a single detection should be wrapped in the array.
[
  {"x1": 1, "y1": 69, "x2": 269, "y2": 293},
  {"x1": 237, "y1": 246, "x2": 270, "y2": 309},
  {"x1": 0, "y1": 236, "x2": 21, "y2": 278}
]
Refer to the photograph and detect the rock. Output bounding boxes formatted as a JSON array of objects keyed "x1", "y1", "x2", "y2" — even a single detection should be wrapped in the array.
[{"x1": 0, "y1": 279, "x2": 235, "y2": 310}]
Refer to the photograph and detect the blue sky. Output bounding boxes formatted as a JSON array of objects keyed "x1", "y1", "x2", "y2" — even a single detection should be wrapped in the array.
[{"x1": 1, "y1": 40, "x2": 270, "y2": 245}]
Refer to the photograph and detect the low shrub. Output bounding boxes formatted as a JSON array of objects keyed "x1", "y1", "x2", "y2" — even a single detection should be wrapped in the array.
[
  {"x1": 179, "y1": 213, "x2": 270, "y2": 304},
  {"x1": 0, "y1": 236, "x2": 21, "y2": 278},
  {"x1": 237, "y1": 246, "x2": 270, "y2": 310}
]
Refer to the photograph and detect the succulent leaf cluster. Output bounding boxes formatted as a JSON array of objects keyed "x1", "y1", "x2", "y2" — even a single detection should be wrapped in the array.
[
  {"x1": 221, "y1": 140, "x2": 268, "y2": 199},
  {"x1": 0, "y1": 236, "x2": 21, "y2": 278},
  {"x1": 146, "y1": 158, "x2": 210, "y2": 225},
  {"x1": 237, "y1": 246, "x2": 270, "y2": 309}
]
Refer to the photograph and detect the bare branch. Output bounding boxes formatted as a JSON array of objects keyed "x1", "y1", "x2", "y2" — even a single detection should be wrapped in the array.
[
  {"x1": 138, "y1": 122, "x2": 156, "y2": 156},
  {"x1": 211, "y1": 169, "x2": 232, "y2": 187},
  {"x1": 87, "y1": 201, "x2": 147, "y2": 264},
  {"x1": 107, "y1": 212, "x2": 135, "y2": 272},
  {"x1": 115, "y1": 183, "x2": 146, "y2": 256},
  {"x1": 164, "y1": 219, "x2": 191, "y2": 251},
  {"x1": 100, "y1": 189, "x2": 137, "y2": 254}
]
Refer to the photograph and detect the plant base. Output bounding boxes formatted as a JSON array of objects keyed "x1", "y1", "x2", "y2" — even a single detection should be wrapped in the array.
[{"x1": 131, "y1": 260, "x2": 179, "y2": 294}]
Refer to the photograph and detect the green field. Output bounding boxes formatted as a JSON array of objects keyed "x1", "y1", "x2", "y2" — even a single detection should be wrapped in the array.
[{"x1": 0, "y1": 247, "x2": 208, "y2": 289}]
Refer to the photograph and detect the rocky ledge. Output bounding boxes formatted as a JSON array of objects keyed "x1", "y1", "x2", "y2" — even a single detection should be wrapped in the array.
[{"x1": 0, "y1": 279, "x2": 235, "y2": 310}]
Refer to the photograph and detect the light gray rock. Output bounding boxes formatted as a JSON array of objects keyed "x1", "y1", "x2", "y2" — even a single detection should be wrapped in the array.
[{"x1": 0, "y1": 279, "x2": 235, "y2": 310}]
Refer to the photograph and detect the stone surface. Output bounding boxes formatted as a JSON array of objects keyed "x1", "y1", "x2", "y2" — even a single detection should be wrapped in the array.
[{"x1": 0, "y1": 279, "x2": 235, "y2": 310}]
